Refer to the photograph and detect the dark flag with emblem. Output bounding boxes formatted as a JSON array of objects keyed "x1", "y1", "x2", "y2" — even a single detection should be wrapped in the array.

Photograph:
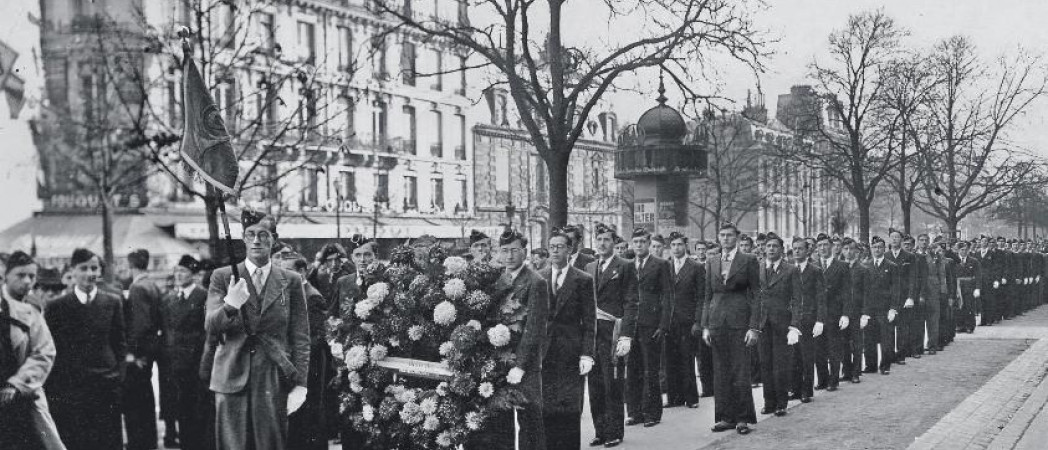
[{"x1": 178, "y1": 37, "x2": 238, "y2": 195}]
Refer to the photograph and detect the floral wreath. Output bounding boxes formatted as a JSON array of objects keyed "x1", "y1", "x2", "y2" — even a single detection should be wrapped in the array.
[{"x1": 327, "y1": 244, "x2": 528, "y2": 449}]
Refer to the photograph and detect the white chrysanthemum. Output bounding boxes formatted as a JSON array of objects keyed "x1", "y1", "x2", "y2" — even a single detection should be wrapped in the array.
[
  {"x1": 389, "y1": 337, "x2": 400, "y2": 347},
  {"x1": 329, "y1": 342, "x2": 344, "y2": 360},
  {"x1": 433, "y1": 301, "x2": 457, "y2": 326},
  {"x1": 465, "y1": 290, "x2": 491, "y2": 311},
  {"x1": 467, "y1": 320, "x2": 482, "y2": 330},
  {"x1": 478, "y1": 382, "x2": 494, "y2": 398},
  {"x1": 350, "y1": 382, "x2": 363, "y2": 393},
  {"x1": 443, "y1": 256, "x2": 469, "y2": 276},
  {"x1": 420, "y1": 397, "x2": 439, "y2": 415},
  {"x1": 423, "y1": 415, "x2": 441, "y2": 431},
  {"x1": 438, "y1": 341, "x2": 456, "y2": 356},
  {"x1": 354, "y1": 299, "x2": 376, "y2": 320},
  {"x1": 408, "y1": 325, "x2": 425, "y2": 341},
  {"x1": 369, "y1": 344, "x2": 388, "y2": 362},
  {"x1": 395, "y1": 388, "x2": 417, "y2": 404},
  {"x1": 399, "y1": 401, "x2": 424, "y2": 424},
  {"x1": 465, "y1": 411, "x2": 483, "y2": 430},
  {"x1": 487, "y1": 324, "x2": 511, "y2": 348},
  {"x1": 348, "y1": 371, "x2": 362, "y2": 384},
  {"x1": 436, "y1": 431, "x2": 454, "y2": 447},
  {"x1": 436, "y1": 382, "x2": 449, "y2": 396},
  {"x1": 345, "y1": 345, "x2": 368, "y2": 371},
  {"x1": 362, "y1": 404, "x2": 375, "y2": 422},
  {"x1": 366, "y1": 282, "x2": 390, "y2": 301},
  {"x1": 442, "y1": 278, "x2": 468, "y2": 300}
]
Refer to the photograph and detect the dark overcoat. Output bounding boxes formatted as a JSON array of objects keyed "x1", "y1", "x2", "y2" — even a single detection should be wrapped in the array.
[{"x1": 540, "y1": 266, "x2": 596, "y2": 414}]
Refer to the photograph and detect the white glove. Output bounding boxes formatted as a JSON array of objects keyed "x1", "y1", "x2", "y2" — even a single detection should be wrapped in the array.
[
  {"x1": 904, "y1": 298, "x2": 914, "y2": 308},
  {"x1": 507, "y1": 367, "x2": 525, "y2": 385},
  {"x1": 615, "y1": 338, "x2": 632, "y2": 357},
  {"x1": 813, "y1": 321, "x2": 825, "y2": 337},
  {"x1": 287, "y1": 386, "x2": 307, "y2": 415},
  {"x1": 1037, "y1": 276, "x2": 1041, "y2": 283},
  {"x1": 994, "y1": 281, "x2": 1000, "y2": 289},
  {"x1": 787, "y1": 327, "x2": 801, "y2": 346},
  {"x1": 1002, "y1": 278, "x2": 1007, "y2": 285},
  {"x1": 702, "y1": 329, "x2": 712, "y2": 347},
  {"x1": 579, "y1": 356, "x2": 594, "y2": 376},
  {"x1": 839, "y1": 316, "x2": 849, "y2": 330},
  {"x1": 888, "y1": 309, "x2": 898, "y2": 323},
  {"x1": 860, "y1": 315, "x2": 870, "y2": 329},
  {"x1": 224, "y1": 278, "x2": 250, "y2": 309},
  {"x1": 974, "y1": 289, "x2": 981, "y2": 298}
]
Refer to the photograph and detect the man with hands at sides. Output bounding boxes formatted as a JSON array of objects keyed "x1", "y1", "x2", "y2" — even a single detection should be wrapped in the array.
[
  {"x1": 755, "y1": 233, "x2": 800, "y2": 417},
  {"x1": 585, "y1": 224, "x2": 639, "y2": 448},
  {"x1": 540, "y1": 230, "x2": 596, "y2": 450},
  {"x1": 701, "y1": 222, "x2": 762, "y2": 436},
  {"x1": 788, "y1": 238, "x2": 826, "y2": 403},
  {"x1": 205, "y1": 210, "x2": 310, "y2": 450},
  {"x1": 624, "y1": 228, "x2": 674, "y2": 429},
  {"x1": 860, "y1": 237, "x2": 902, "y2": 376},
  {"x1": 815, "y1": 233, "x2": 854, "y2": 391}
]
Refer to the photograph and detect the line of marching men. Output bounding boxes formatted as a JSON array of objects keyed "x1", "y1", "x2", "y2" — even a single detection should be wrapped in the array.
[{"x1": 549, "y1": 224, "x2": 1048, "y2": 447}]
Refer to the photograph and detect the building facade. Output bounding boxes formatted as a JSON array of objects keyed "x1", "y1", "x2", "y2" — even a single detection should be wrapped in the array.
[
  {"x1": 20, "y1": 0, "x2": 493, "y2": 267},
  {"x1": 472, "y1": 87, "x2": 628, "y2": 249}
]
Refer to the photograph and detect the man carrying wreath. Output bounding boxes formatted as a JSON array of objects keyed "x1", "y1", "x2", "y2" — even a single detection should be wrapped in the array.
[{"x1": 468, "y1": 229, "x2": 549, "y2": 450}]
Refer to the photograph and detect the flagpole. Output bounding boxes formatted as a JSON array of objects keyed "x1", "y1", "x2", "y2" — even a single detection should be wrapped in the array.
[{"x1": 211, "y1": 184, "x2": 241, "y2": 282}]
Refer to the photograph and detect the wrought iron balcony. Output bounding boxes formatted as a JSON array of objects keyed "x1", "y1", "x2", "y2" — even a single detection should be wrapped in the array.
[{"x1": 614, "y1": 143, "x2": 707, "y2": 180}]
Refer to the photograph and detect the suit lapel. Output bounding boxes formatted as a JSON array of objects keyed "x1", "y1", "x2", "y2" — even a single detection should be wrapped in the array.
[
  {"x1": 553, "y1": 268, "x2": 577, "y2": 318},
  {"x1": 726, "y1": 251, "x2": 742, "y2": 281},
  {"x1": 260, "y1": 267, "x2": 288, "y2": 315},
  {"x1": 768, "y1": 262, "x2": 786, "y2": 287}
]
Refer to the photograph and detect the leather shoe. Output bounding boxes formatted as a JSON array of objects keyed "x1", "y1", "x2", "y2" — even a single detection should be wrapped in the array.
[
  {"x1": 827, "y1": 385, "x2": 838, "y2": 392},
  {"x1": 663, "y1": 402, "x2": 681, "y2": 408},
  {"x1": 896, "y1": 360, "x2": 907, "y2": 365},
  {"x1": 625, "y1": 417, "x2": 642, "y2": 426},
  {"x1": 589, "y1": 438, "x2": 605, "y2": 447},
  {"x1": 881, "y1": 369, "x2": 890, "y2": 375},
  {"x1": 774, "y1": 408, "x2": 787, "y2": 416},
  {"x1": 814, "y1": 384, "x2": 827, "y2": 391},
  {"x1": 603, "y1": 439, "x2": 622, "y2": 448},
  {"x1": 928, "y1": 349, "x2": 937, "y2": 355},
  {"x1": 736, "y1": 423, "x2": 752, "y2": 435},
  {"x1": 643, "y1": 420, "x2": 660, "y2": 428},
  {"x1": 850, "y1": 376, "x2": 861, "y2": 383},
  {"x1": 800, "y1": 397, "x2": 812, "y2": 403},
  {"x1": 700, "y1": 391, "x2": 714, "y2": 398},
  {"x1": 711, "y1": 421, "x2": 736, "y2": 432},
  {"x1": 760, "y1": 407, "x2": 774, "y2": 415},
  {"x1": 685, "y1": 402, "x2": 698, "y2": 408}
]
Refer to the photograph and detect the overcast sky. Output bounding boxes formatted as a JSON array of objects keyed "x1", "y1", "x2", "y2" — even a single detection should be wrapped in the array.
[{"x1": 1, "y1": 0, "x2": 1045, "y2": 230}]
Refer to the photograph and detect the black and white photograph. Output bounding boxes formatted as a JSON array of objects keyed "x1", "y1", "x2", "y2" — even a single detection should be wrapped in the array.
[{"x1": 1, "y1": 0, "x2": 1048, "y2": 449}]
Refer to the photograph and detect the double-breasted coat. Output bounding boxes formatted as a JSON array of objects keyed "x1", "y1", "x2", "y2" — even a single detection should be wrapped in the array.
[{"x1": 540, "y1": 265, "x2": 596, "y2": 414}]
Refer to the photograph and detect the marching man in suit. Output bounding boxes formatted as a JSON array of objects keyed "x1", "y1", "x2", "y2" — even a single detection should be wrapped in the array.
[
  {"x1": 161, "y1": 255, "x2": 212, "y2": 450},
  {"x1": 540, "y1": 230, "x2": 596, "y2": 450},
  {"x1": 789, "y1": 238, "x2": 825, "y2": 402},
  {"x1": 814, "y1": 233, "x2": 853, "y2": 391},
  {"x1": 625, "y1": 228, "x2": 674, "y2": 428},
  {"x1": 840, "y1": 238, "x2": 865, "y2": 383},
  {"x1": 954, "y1": 241, "x2": 982, "y2": 334},
  {"x1": 861, "y1": 237, "x2": 901, "y2": 375},
  {"x1": 665, "y1": 231, "x2": 704, "y2": 408},
  {"x1": 701, "y1": 222, "x2": 762, "y2": 435},
  {"x1": 755, "y1": 233, "x2": 799, "y2": 416},
  {"x1": 205, "y1": 211, "x2": 310, "y2": 450},
  {"x1": 585, "y1": 223, "x2": 639, "y2": 448}
]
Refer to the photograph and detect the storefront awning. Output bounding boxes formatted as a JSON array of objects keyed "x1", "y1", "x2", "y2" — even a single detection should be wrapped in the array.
[{"x1": 0, "y1": 214, "x2": 200, "y2": 265}]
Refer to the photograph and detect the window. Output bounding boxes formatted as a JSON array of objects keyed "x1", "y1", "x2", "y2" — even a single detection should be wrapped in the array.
[
  {"x1": 263, "y1": 163, "x2": 279, "y2": 202},
  {"x1": 455, "y1": 114, "x2": 466, "y2": 160},
  {"x1": 371, "y1": 34, "x2": 387, "y2": 79},
  {"x1": 343, "y1": 97, "x2": 355, "y2": 140},
  {"x1": 376, "y1": 172, "x2": 389, "y2": 203},
  {"x1": 401, "y1": 42, "x2": 417, "y2": 86},
  {"x1": 404, "y1": 175, "x2": 418, "y2": 210},
  {"x1": 166, "y1": 80, "x2": 181, "y2": 127},
  {"x1": 81, "y1": 73, "x2": 105, "y2": 124},
  {"x1": 257, "y1": 79, "x2": 278, "y2": 130},
  {"x1": 220, "y1": 4, "x2": 236, "y2": 48},
  {"x1": 432, "y1": 178, "x2": 444, "y2": 211},
  {"x1": 340, "y1": 171, "x2": 357, "y2": 203},
  {"x1": 214, "y1": 80, "x2": 236, "y2": 133},
  {"x1": 457, "y1": 0, "x2": 469, "y2": 26},
  {"x1": 258, "y1": 13, "x2": 275, "y2": 51},
  {"x1": 431, "y1": 49, "x2": 443, "y2": 91},
  {"x1": 301, "y1": 167, "x2": 319, "y2": 208},
  {"x1": 431, "y1": 110, "x2": 443, "y2": 158},
  {"x1": 337, "y1": 26, "x2": 354, "y2": 71},
  {"x1": 403, "y1": 105, "x2": 417, "y2": 154},
  {"x1": 535, "y1": 158, "x2": 548, "y2": 203},
  {"x1": 457, "y1": 56, "x2": 467, "y2": 95},
  {"x1": 372, "y1": 101, "x2": 388, "y2": 147},
  {"x1": 494, "y1": 148, "x2": 510, "y2": 201},
  {"x1": 403, "y1": 0, "x2": 414, "y2": 17},
  {"x1": 297, "y1": 21, "x2": 316, "y2": 63}
]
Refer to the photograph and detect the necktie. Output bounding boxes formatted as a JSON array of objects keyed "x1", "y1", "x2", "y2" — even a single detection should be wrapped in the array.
[
  {"x1": 253, "y1": 268, "x2": 264, "y2": 293},
  {"x1": 178, "y1": 291, "x2": 185, "y2": 302},
  {"x1": 552, "y1": 269, "x2": 561, "y2": 293},
  {"x1": 637, "y1": 257, "x2": 644, "y2": 273}
]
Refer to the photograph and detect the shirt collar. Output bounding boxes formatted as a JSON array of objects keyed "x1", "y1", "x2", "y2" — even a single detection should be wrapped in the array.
[
  {"x1": 569, "y1": 253, "x2": 578, "y2": 267},
  {"x1": 244, "y1": 258, "x2": 272, "y2": 278},
  {"x1": 74, "y1": 285, "x2": 97, "y2": 304},
  {"x1": 874, "y1": 257, "x2": 884, "y2": 266},
  {"x1": 506, "y1": 264, "x2": 526, "y2": 282},
  {"x1": 798, "y1": 259, "x2": 809, "y2": 271},
  {"x1": 767, "y1": 259, "x2": 780, "y2": 270},
  {"x1": 723, "y1": 247, "x2": 738, "y2": 261},
  {"x1": 179, "y1": 284, "x2": 197, "y2": 298},
  {"x1": 1, "y1": 284, "x2": 17, "y2": 303},
  {"x1": 133, "y1": 272, "x2": 150, "y2": 284}
]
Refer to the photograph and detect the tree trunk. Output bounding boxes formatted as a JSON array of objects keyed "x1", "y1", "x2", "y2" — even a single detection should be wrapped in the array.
[
  {"x1": 947, "y1": 217, "x2": 960, "y2": 240},
  {"x1": 856, "y1": 198, "x2": 871, "y2": 244},
  {"x1": 101, "y1": 195, "x2": 115, "y2": 285},
  {"x1": 546, "y1": 152, "x2": 570, "y2": 230},
  {"x1": 900, "y1": 197, "x2": 912, "y2": 235}
]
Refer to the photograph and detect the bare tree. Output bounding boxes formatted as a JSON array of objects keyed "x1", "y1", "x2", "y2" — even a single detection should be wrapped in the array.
[
  {"x1": 915, "y1": 36, "x2": 1048, "y2": 237},
  {"x1": 881, "y1": 53, "x2": 939, "y2": 234},
  {"x1": 782, "y1": 10, "x2": 908, "y2": 242},
  {"x1": 372, "y1": 0, "x2": 768, "y2": 228}
]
